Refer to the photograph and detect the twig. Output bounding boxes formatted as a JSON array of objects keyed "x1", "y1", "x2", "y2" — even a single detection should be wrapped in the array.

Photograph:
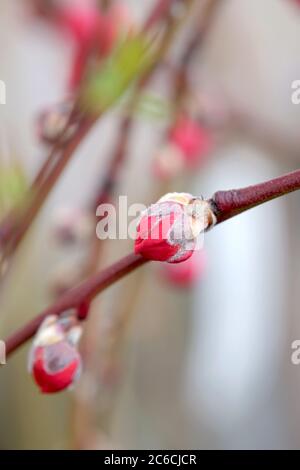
[
  {"x1": 210, "y1": 169, "x2": 300, "y2": 223},
  {"x1": 0, "y1": 0, "x2": 194, "y2": 271},
  {"x1": 144, "y1": 0, "x2": 175, "y2": 32},
  {"x1": 5, "y1": 253, "x2": 147, "y2": 357},
  {"x1": 5, "y1": 168, "x2": 300, "y2": 357},
  {"x1": 0, "y1": 117, "x2": 96, "y2": 268}
]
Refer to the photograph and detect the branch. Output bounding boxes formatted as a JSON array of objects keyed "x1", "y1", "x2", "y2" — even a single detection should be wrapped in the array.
[
  {"x1": 0, "y1": 117, "x2": 96, "y2": 266},
  {"x1": 5, "y1": 168, "x2": 300, "y2": 358},
  {"x1": 0, "y1": 0, "x2": 186, "y2": 269},
  {"x1": 144, "y1": 0, "x2": 175, "y2": 31},
  {"x1": 5, "y1": 254, "x2": 147, "y2": 357},
  {"x1": 210, "y1": 169, "x2": 300, "y2": 223}
]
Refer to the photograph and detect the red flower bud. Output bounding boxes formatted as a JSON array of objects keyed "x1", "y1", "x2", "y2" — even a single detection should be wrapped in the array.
[
  {"x1": 59, "y1": 3, "x2": 99, "y2": 44},
  {"x1": 160, "y1": 248, "x2": 207, "y2": 287},
  {"x1": 28, "y1": 315, "x2": 82, "y2": 394},
  {"x1": 135, "y1": 193, "x2": 215, "y2": 263}
]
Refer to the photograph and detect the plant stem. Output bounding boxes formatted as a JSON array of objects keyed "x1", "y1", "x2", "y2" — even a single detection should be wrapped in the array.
[
  {"x1": 210, "y1": 169, "x2": 300, "y2": 223},
  {"x1": 0, "y1": 0, "x2": 193, "y2": 268},
  {"x1": 0, "y1": 117, "x2": 96, "y2": 268},
  {"x1": 144, "y1": 0, "x2": 175, "y2": 31},
  {"x1": 5, "y1": 253, "x2": 147, "y2": 357},
  {"x1": 6, "y1": 168, "x2": 300, "y2": 358}
]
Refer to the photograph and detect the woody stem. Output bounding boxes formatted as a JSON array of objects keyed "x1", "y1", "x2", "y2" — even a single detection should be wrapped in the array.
[
  {"x1": 5, "y1": 169, "x2": 300, "y2": 357},
  {"x1": 210, "y1": 169, "x2": 300, "y2": 223}
]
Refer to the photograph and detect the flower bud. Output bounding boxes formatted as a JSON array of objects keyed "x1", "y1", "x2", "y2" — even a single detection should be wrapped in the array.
[
  {"x1": 169, "y1": 115, "x2": 213, "y2": 165},
  {"x1": 135, "y1": 193, "x2": 215, "y2": 263},
  {"x1": 59, "y1": 3, "x2": 99, "y2": 44},
  {"x1": 37, "y1": 99, "x2": 77, "y2": 145},
  {"x1": 28, "y1": 314, "x2": 82, "y2": 393},
  {"x1": 160, "y1": 248, "x2": 207, "y2": 287}
]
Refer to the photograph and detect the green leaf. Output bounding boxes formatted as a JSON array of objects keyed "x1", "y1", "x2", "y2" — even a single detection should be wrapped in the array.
[
  {"x1": 79, "y1": 34, "x2": 154, "y2": 115},
  {"x1": 0, "y1": 165, "x2": 28, "y2": 214}
]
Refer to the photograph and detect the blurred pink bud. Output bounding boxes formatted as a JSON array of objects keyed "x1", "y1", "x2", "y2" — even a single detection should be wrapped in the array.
[
  {"x1": 170, "y1": 115, "x2": 213, "y2": 165},
  {"x1": 58, "y1": 3, "x2": 99, "y2": 44},
  {"x1": 160, "y1": 248, "x2": 207, "y2": 287},
  {"x1": 28, "y1": 315, "x2": 82, "y2": 394},
  {"x1": 67, "y1": 2, "x2": 133, "y2": 90},
  {"x1": 153, "y1": 115, "x2": 214, "y2": 180}
]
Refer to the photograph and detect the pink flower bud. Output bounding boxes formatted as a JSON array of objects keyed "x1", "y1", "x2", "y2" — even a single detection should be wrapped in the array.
[
  {"x1": 28, "y1": 315, "x2": 82, "y2": 394},
  {"x1": 135, "y1": 193, "x2": 215, "y2": 263},
  {"x1": 59, "y1": 3, "x2": 99, "y2": 44},
  {"x1": 160, "y1": 248, "x2": 207, "y2": 287},
  {"x1": 169, "y1": 115, "x2": 213, "y2": 164}
]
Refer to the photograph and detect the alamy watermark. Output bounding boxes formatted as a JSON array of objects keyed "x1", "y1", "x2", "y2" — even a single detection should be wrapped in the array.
[
  {"x1": 95, "y1": 196, "x2": 207, "y2": 250},
  {"x1": 0, "y1": 80, "x2": 6, "y2": 105},
  {"x1": 291, "y1": 80, "x2": 300, "y2": 104},
  {"x1": 0, "y1": 340, "x2": 6, "y2": 365},
  {"x1": 291, "y1": 340, "x2": 300, "y2": 365}
]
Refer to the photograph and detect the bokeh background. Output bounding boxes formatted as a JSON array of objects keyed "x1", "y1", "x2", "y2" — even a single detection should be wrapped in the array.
[{"x1": 1, "y1": 0, "x2": 300, "y2": 449}]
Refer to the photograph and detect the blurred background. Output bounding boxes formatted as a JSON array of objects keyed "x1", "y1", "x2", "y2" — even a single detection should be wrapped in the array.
[{"x1": 1, "y1": 0, "x2": 300, "y2": 450}]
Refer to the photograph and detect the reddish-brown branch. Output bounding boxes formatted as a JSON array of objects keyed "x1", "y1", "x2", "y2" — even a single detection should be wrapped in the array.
[
  {"x1": 0, "y1": 0, "x2": 189, "y2": 265},
  {"x1": 6, "y1": 169, "x2": 300, "y2": 358},
  {"x1": 144, "y1": 0, "x2": 175, "y2": 31},
  {"x1": 5, "y1": 253, "x2": 147, "y2": 357},
  {"x1": 0, "y1": 117, "x2": 96, "y2": 266},
  {"x1": 211, "y1": 169, "x2": 300, "y2": 223}
]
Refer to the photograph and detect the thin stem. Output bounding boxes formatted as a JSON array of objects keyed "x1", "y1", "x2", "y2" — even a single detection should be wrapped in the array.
[
  {"x1": 0, "y1": 117, "x2": 96, "y2": 267},
  {"x1": 72, "y1": 0, "x2": 193, "y2": 446},
  {"x1": 210, "y1": 169, "x2": 300, "y2": 223},
  {"x1": 0, "y1": 0, "x2": 192, "y2": 267},
  {"x1": 5, "y1": 254, "x2": 147, "y2": 357},
  {"x1": 144, "y1": 0, "x2": 175, "y2": 31}
]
